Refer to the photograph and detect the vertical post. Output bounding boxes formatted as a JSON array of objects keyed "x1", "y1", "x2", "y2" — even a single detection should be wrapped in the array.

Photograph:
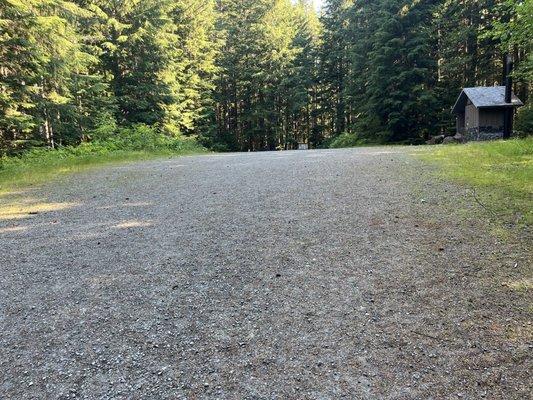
[{"x1": 503, "y1": 54, "x2": 513, "y2": 139}]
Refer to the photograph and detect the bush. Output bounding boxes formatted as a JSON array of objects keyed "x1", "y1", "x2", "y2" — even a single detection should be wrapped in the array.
[
  {"x1": 85, "y1": 123, "x2": 202, "y2": 153},
  {"x1": 0, "y1": 124, "x2": 205, "y2": 192},
  {"x1": 515, "y1": 105, "x2": 533, "y2": 137},
  {"x1": 329, "y1": 133, "x2": 366, "y2": 148}
]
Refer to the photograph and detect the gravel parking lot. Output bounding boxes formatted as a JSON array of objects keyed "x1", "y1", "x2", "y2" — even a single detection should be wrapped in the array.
[{"x1": 1, "y1": 147, "x2": 531, "y2": 399}]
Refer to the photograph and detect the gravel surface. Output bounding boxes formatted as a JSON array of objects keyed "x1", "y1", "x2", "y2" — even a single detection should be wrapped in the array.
[{"x1": 1, "y1": 147, "x2": 531, "y2": 399}]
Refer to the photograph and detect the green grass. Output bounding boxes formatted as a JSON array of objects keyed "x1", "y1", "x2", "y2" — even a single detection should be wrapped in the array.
[
  {"x1": 420, "y1": 137, "x2": 533, "y2": 225},
  {"x1": 0, "y1": 130, "x2": 206, "y2": 194}
]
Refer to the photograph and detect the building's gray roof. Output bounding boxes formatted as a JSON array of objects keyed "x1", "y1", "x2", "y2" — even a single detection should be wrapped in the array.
[{"x1": 452, "y1": 86, "x2": 524, "y2": 114}]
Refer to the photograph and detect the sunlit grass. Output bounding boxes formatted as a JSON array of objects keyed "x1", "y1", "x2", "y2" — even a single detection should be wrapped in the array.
[
  {"x1": 419, "y1": 137, "x2": 533, "y2": 225},
  {"x1": 0, "y1": 140, "x2": 206, "y2": 194}
]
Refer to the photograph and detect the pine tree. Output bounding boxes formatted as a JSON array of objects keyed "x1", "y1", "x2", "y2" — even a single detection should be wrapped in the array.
[
  {"x1": 166, "y1": 0, "x2": 218, "y2": 136},
  {"x1": 1, "y1": 0, "x2": 530, "y2": 154},
  {"x1": 319, "y1": 0, "x2": 352, "y2": 138},
  {"x1": 0, "y1": 0, "x2": 110, "y2": 152},
  {"x1": 365, "y1": 0, "x2": 438, "y2": 142},
  {"x1": 284, "y1": 1, "x2": 322, "y2": 147},
  {"x1": 213, "y1": 0, "x2": 313, "y2": 151},
  {"x1": 0, "y1": 0, "x2": 39, "y2": 152}
]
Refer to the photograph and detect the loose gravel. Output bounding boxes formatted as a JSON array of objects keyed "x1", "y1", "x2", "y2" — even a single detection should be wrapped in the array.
[{"x1": 1, "y1": 147, "x2": 531, "y2": 399}]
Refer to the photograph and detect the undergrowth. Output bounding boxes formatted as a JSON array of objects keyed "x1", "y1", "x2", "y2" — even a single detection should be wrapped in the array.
[{"x1": 0, "y1": 125, "x2": 205, "y2": 193}]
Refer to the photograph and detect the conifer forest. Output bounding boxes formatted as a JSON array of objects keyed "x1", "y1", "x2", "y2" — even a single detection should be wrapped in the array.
[{"x1": 1, "y1": 0, "x2": 531, "y2": 154}]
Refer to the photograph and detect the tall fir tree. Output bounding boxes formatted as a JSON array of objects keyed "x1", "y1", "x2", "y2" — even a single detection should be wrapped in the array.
[
  {"x1": 0, "y1": 0, "x2": 110, "y2": 152},
  {"x1": 1, "y1": 0, "x2": 531, "y2": 154}
]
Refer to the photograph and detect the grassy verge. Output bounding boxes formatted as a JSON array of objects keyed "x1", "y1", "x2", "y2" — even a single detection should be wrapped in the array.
[
  {"x1": 0, "y1": 128, "x2": 206, "y2": 194},
  {"x1": 419, "y1": 137, "x2": 532, "y2": 225}
]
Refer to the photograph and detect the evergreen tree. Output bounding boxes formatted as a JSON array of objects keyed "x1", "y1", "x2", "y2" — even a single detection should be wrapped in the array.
[
  {"x1": 166, "y1": 0, "x2": 218, "y2": 136},
  {"x1": 213, "y1": 0, "x2": 315, "y2": 151},
  {"x1": 0, "y1": 0, "x2": 110, "y2": 152},
  {"x1": 1, "y1": 0, "x2": 531, "y2": 154},
  {"x1": 0, "y1": 0, "x2": 40, "y2": 152},
  {"x1": 365, "y1": 0, "x2": 437, "y2": 142},
  {"x1": 319, "y1": 0, "x2": 352, "y2": 138},
  {"x1": 285, "y1": 1, "x2": 322, "y2": 147}
]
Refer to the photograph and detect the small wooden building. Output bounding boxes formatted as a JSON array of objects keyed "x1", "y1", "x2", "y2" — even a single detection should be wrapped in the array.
[{"x1": 452, "y1": 86, "x2": 523, "y2": 140}]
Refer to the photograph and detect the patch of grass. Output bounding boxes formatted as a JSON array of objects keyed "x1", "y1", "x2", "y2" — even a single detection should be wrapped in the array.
[
  {"x1": 0, "y1": 125, "x2": 206, "y2": 194},
  {"x1": 419, "y1": 137, "x2": 533, "y2": 225},
  {"x1": 502, "y1": 278, "x2": 533, "y2": 292}
]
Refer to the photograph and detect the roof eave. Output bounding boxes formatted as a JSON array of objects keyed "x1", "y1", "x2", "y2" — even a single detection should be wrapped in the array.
[
  {"x1": 477, "y1": 103, "x2": 524, "y2": 109},
  {"x1": 451, "y1": 90, "x2": 466, "y2": 114}
]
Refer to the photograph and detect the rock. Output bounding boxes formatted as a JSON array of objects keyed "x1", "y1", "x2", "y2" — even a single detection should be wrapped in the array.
[
  {"x1": 443, "y1": 136, "x2": 457, "y2": 144},
  {"x1": 426, "y1": 135, "x2": 446, "y2": 145},
  {"x1": 453, "y1": 133, "x2": 465, "y2": 143},
  {"x1": 434, "y1": 135, "x2": 445, "y2": 144}
]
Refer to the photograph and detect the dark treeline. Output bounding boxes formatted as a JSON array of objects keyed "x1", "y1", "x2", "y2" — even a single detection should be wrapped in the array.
[{"x1": 1, "y1": 0, "x2": 531, "y2": 154}]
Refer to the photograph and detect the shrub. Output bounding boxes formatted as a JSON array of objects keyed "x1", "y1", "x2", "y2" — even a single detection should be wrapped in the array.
[
  {"x1": 329, "y1": 133, "x2": 366, "y2": 148},
  {"x1": 515, "y1": 105, "x2": 533, "y2": 137},
  {"x1": 0, "y1": 124, "x2": 205, "y2": 192}
]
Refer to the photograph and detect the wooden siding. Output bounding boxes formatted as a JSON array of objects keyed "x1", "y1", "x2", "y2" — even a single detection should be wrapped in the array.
[
  {"x1": 465, "y1": 104, "x2": 478, "y2": 129},
  {"x1": 456, "y1": 112, "x2": 465, "y2": 133},
  {"x1": 479, "y1": 109, "x2": 504, "y2": 130}
]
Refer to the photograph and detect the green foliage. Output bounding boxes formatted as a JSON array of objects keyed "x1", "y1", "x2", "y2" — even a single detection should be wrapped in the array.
[
  {"x1": 211, "y1": 0, "x2": 321, "y2": 151},
  {"x1": 421, "y1": 137, "x2": 533, "y2": 224},
  {"x1": 0, "y1": 126, "x2": 205, "y2": 192},
  {"x1": 0, "y1": 0, "x2": 111, "y2": 152},
  {"x1": 0, "y1": 0, "x2": 218, "y2": 156},
  {"x1": 321, "y1": 0, "x2": 530, "y2": 147},
  {"x1": 0, "y1": 0, "x2": 531, "y2": 157},
  {"x1": 97, "y1": 124, "x2": 201, "y2": 152},
  {"x1": 515, "y1": 106, "x2": 533, "y2": 136},
  {"x1": 75, "y1": 0, "x2": 219, "y2": 134},
  {"x1": 328, "y1": 132, "x2": 367, "y2": 148},
  {"x1": 486, "y1": 0, "x2": 533, "y2": 83}
]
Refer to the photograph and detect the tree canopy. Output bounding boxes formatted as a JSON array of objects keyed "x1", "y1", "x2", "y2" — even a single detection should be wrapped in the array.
[{"x1": 1, "y1": 0, "x2": 531, "y2": 154}]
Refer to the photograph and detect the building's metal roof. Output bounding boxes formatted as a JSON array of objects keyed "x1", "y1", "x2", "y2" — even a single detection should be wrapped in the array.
[{"x1": 452, "y1": 86, "x2": 524, "y2": 114}]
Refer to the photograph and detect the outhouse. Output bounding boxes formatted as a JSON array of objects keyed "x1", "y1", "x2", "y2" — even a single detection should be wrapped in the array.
[{"x1": 452, "y1": 86, "x2": 523, "y2": 141}]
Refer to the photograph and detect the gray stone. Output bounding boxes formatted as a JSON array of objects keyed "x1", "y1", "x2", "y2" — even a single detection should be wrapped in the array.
[
  {"x1": 426, "y1": 135, "x2": 445, "y2": 145},
  {"x1": 434, "y1": 135, "x2": 445, "y2": 144},
  {"x1": 443, "y1": 136, "x2": 457, "y2": 144},
  {"x1": 0, "y1": 147, "x2": 529, "y2": 399},
  {"x1": 453, "y1": 133, "x2": 465, "y2": 143}
]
